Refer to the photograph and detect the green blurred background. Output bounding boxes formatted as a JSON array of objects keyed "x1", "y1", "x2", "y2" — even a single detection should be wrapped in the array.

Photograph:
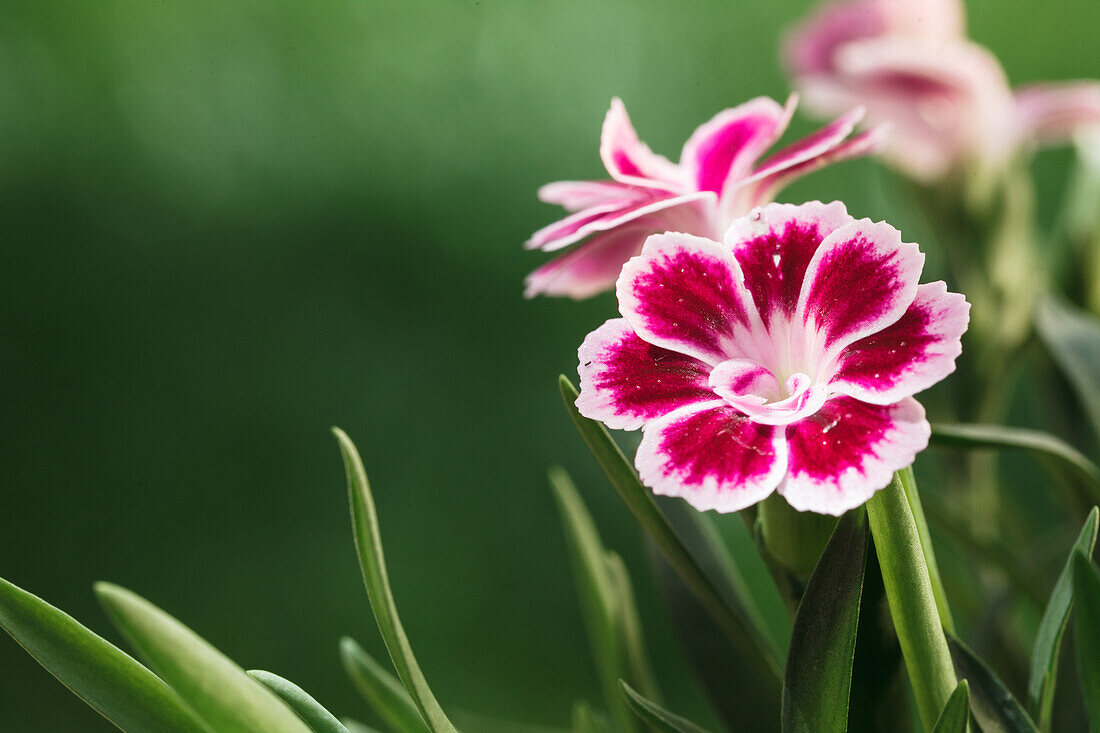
[{"x1": 1, "y1": 1, "x2": 1097, "y2": 729}]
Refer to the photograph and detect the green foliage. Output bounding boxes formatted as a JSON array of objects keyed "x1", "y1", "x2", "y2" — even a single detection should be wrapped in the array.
[
  {"x1": 947, "y1": 635, "x2": 1038, "y2": 733},
  {"x1": 0, "y1": 576, "x2": 211, "y2": 733},
  {"x1": 866, "y1": 472, "x2": 957, "y2": 730},
  {"x1": 549, "y1": 466, "x2": 653, "y2": 731},
  {"x1": 1027, "y1": 507, "x2": 1098, "y2": 731},
  {"x1": 1072, "y1": 551, "x2": 1100, "y2": 731},
  {"x1": 94, "y1": 583, "x2": 312, "y2": 733},
  {"x1": 619, "y1": 681, "x2": 711, "y2": 733},
  {"x1": 249, "y1": 671, "x2": 351, "y2": 733},
  {"x1": 930, "y1": 681, "x2": 970, "y2": 733},
  {"x1": 1036, "y1": 296, "x2": 1100, "y2": 444},
  {"x1": 781, "y1": 509, "x2": 868, "y2": 733},
  {"x1": 340, "y1": 637, "x2": 426, "y2": 732},
  {"x1": 930, "y1": 423, "x2": 1100, "y2": 503},
  {"x1": 334, "y1": 427, "x2": 458, "y2": 733}
]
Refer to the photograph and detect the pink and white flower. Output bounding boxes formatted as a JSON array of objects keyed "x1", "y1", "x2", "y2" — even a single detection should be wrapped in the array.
[
  {"x1": 576, "y1": 201, "x2": 969, "y2": 515},
  {"x1": 784, "y1": 0, "x2": 1100, "y2": 181},
  {"x1": 525, "y1": 96, "x2": 880, "y2": 300}
]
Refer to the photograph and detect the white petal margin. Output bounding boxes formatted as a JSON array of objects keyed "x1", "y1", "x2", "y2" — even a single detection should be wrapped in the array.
[
  {"x1": 777, "y1": 396, "x2": 930, "y2": 516},
  {"x1": 636, "y1": 400, "x2": 789, "y2": 513}
]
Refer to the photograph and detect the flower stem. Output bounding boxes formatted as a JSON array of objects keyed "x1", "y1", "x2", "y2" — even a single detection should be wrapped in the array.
[{"x1": 866, "y1": 470, "x2": 957, "y2": 731}]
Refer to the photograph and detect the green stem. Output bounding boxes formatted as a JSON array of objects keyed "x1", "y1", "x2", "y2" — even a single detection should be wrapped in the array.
[
  {"x1": 758, "y1": 493, "x2": 838, "y2": 580},
  {"x1": 898, "y1": 466, "x2": 955, "y2": 634},
  {"x1": 867, "y1": 471, "x2": 957, "y2": 731}
]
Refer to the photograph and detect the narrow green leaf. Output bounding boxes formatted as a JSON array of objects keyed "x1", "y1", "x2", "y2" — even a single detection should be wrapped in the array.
[
  {"x1": 603, "y1": 553, "x2": 661, "y2": 704},
  {"x1": 548, "y1": 466, "x2": 635, "y2": 732},
  {"x1": 1027, "y1": 507, "x2": 1099, "y2": 731},
  {"x1": 557, "y1": 376, "x2": 783, "y2": 695},
  {"x1": 947, "y1": 635, "x2": 1038, "y2": 733},
  {"x1": 343, "y1": 720, "x2": 385, "y2": 733},
  {"x1": 866, "y1": 472, "x2": 957, "y2": 730},
  {"x1": 1036, "y1": 295, "x2": 1100, "y2": 441},
  {"x1": 249, "y1": 670, "x2": 350, "y2": 733},
  {"x1": 0, "y1": 576, "x2": 211, "y2": 733},
  {"x1": 94, "y1": 583, "x2": 311, "y2": 733},
  {"x1": 931, "y1": 681, "x2": 970, "y2": 733},
  {"x1": 340, "y1": 637, "x2": 425, "y2": 733},
  {"x1": 930, "y1": 423, "x2": 1100, "y2": 502},
  {"x1": 782, "y1": 509, "x2": 869, "y2": 733},
  {"x1": 571, "y1": 701, "x2": 613, "y2": 733},
  {"x1": 1072, "y1": 551, "x2": 1100, "y2": 730},
  {"x1": 620, "y1": 681, "x2": 711, "y2": 733},
  {"x1": 333, "y1": 427, "x2": 458, "y2": 733}
]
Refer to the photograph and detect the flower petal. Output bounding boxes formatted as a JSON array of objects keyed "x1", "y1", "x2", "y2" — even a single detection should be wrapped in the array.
[
  {"x1": 527, "y1": 191, "x2": 712, "y2": 252},
  {"x1": 726, "y1": 201, "x2": 854, "y2": 327},
  {"x1": 617, "y1": 232, "x2": 767, "y2": 365},
  {"x1": 576, "y1": 319, "x2": 716, "y2": 430},
  {"x1": 680, "y1": 96, "x2": 795, "y2": 196},
  {"x1": 828, "y1": 281, "x2": 970, "y2": 404},
  {"x1": 710, "y1": 358, "x2": 829, "y2": 426},
  {"x1": 741, "y1": 106, "x2": 866, "y2": 187},
  {"x1": 779, "y1": 396, "x2": 929, "y2": 515},
  {"x1": 636, "y1": 401, "x2": 788, "y2": 513},
  {"x1": 537, "y1": 180, "x2": 643, "y2": 212},
  {"x1": 1014, "y1": 82, "x2": 1100, "y2": 147},
  {"x1": 600, "y1": 98, "x2": 684, "y2": 186},
  {"x1": 524, "y1": 224, "x2": 653, "y2": 300},
  {"x1": 797, "y1": 217, "x2": 924, "y2": 354}
]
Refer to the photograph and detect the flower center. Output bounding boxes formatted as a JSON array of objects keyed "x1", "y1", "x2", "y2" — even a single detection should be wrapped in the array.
[{"x1": 709, "y1": 358, "x2": 829, "y2": 426}]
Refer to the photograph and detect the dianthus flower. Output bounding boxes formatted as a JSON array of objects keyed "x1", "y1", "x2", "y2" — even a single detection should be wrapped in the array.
[
  {"x1": 524, "y1": 96, "x2": 880, "y2": 299},
  {"x1": 784, "y1": 0, "x2": 1100, "y2": 181},
  {"x1": 576, "y1": 201, "x2": 969, "y2": 515}
]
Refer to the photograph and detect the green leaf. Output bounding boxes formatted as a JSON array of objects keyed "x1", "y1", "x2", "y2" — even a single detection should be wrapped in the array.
[
  {"x1": 0, "y1": 576, "x2": 211, "y2": 733},
  {"x1": 602, "y1": 553, "x2": 661, "y2": 704},
  {"x1": 930, "y1": 423, "x2": 1100, "y2": 503},
  {"x1": 782, "y1": 509, "x2": 869, "y2": 733},
  {"x1": 93, "y1": 583, "x2": 311, "y2": 733},
  {"x1": 947, "y1": 635, "x2": 1038, "y2": 733},
  {"x1": 549, "y1": 467, "x2": 637, "y2": 732},
  {"x1": 340, "y1": 637, "x2": 426, "y2": 733},
  {"x1": 249, "y1": 670, "x2": 350, "y2": 733},
  {"x1": 931, "y1": 680, "x2": 970, "y2": 733},
  {"x1": 343, "y1": 720, "x2": 385, "y2": 733},
  {"x1": 1072, "y1": 550, "x2": 1100, "y2": 730},
  {"x1": 1036, "y1": 295, "x2": 1100, "y2": 442},
  {"x1": 333, "y1": 427, "x2": 458, "y2": 733},
  {"x1": 898, "y1": 465, "x2": 955, "y2": 634},
  {"x1": 557, "y1": 376, "x2": 783, "y2": 691},
  {"x1": 1027, "y1": 507, "x2": 1099, "y2": 731},
  {"x1": 866, "y1": 471, "x2": 957, "y2": 730},
  {"x1": 619, "y1": 680, "x2": 711, "y2": 733}
]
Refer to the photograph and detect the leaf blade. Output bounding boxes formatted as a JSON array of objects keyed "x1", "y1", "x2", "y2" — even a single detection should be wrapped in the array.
[
  {"x1": 557, "y1": 377, "x2": 783, "y2": 687},
  {"x1": 782, "y1": 509, "x2": 869, "y2": 733},
  {"x1": 94, "y1": 582, "x2": 311, "y2": 733},
  {"x1": 1072, "y1": 551, "x2": 1100, "y2": 731},
  {"x1": 249, "y1": 670, "x2": 351, "y2": 733},
  {"x1": 333, "y1": 427, "x2": 458, "y2": 733},
  {"x1": 619, "y1": 681, "x2": 712, "y2": 733},
  {"x1": 931, "y1": 680, "x2": 970, "y2": 733},
  {"x1": 1027, "y1": 507, "x2": 1099, "y2": 731},
  {"x1": 340, "y1": 637, "x2": 426, "y2": 733},
  {"x1": 1035, "y1": 295, "x2": 1100, "y2": 442},
  {"x1": 930, "y1": 423, "x2": 1100, "y2": 503},
  {"x1": 948, "y1": 635, "x2": 1038, "y2": 733},
  {"x1": 0, "y1": 576, "x2": 211, "y2": 733}
]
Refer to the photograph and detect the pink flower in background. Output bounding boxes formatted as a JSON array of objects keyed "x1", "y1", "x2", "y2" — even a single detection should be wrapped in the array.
[
  {"x1": 576, "y1": 201, "x2": 968, "y2": 515},
  {"x1": 524, "y1": 96, "x2": 880, "y2": 299},
  {"x1": 785, "y1": 0, "x2": 1100, "y2": 181}
]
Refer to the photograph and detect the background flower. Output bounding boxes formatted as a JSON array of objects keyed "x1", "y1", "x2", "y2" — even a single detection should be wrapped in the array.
[
  {"x1": 525, "y1": 97, "x2": 879, "y2": 299},
  {"x1": 784, "y1": 0, "x2": 1100, "y2": 181},
  {"x1": 577, "y1": 201, "x2": 969, "y2": 515}
]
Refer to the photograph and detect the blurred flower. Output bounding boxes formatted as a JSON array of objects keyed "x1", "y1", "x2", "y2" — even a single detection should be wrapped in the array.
[
  {"x1": 784, "y1": 0, "x2": 1100, "y2": 182},
  {"x1": 575, "y1": 201, "x2": 968, "y2": 515},
  {"x1": 524, "y1": 97, "x2": 880, "y2": 299}
]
